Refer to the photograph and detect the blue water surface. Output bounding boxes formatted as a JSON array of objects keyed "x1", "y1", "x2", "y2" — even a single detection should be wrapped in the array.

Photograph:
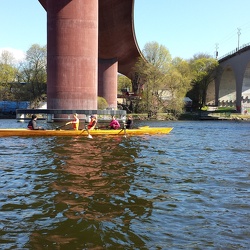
[{"x1": 0, "y1": 119, "x2": 249, "y2": 249}]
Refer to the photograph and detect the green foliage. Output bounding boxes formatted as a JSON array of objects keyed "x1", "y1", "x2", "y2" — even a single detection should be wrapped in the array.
[
  {"x1": 201, "y1": 106, "x2": 208, "y2": 111},
  {"x1": 142, "y1": 41, "x2": 172, "y2": 72},
  {"x1": 98, "y1": 96, "x2": 108, "y2": 109},
  {"x1": 17, "y1": 44, "x2": 47, "y2": 103},
  {"x1": 117, "y1": 74, "x2": 132, "y2": 93},
  {"x1": 188, "y1": 53, "x2": 219, "y2": 108},
  {"x1": 0, "y1": 51, "x2": 18, "y2": 100},
  {"x1": 0, "y1": 44, "x2": 47, "y2": 105},
  {"x1": 133, "y1": 42, "x2": 192, "y2": 117}
]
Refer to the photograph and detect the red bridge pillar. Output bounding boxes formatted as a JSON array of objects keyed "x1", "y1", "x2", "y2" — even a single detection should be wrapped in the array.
[
  {"x1": 46, "y1": 0, "x2": 98, "y2": 110},
  {"x1": 98, "y1": 58, "x2": 118, "y2": 109}
]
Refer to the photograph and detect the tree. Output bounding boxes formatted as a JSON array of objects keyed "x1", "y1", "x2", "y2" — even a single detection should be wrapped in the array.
[
  {"x1": 163, "y1": 58, "x2": 192, "y2": 115},
  {"x1": 98, "y1": 96, "x2": 108, "y2": 109},
  {"x1": 0, "y1": 50, "x2": 18, "y2": 100},
  {"x1": 188, "y1": 54, "x2": 219, "y2": 108},
  {"x1": 17, "y1": 44, "x2": 47, "y2": 106},
  {"x1": 133, "y1": 42, "x2": 192, "y2": 117},
  {"x1": 0, "y1": 50, "x2": 15, "y2": 65},
  {"x1": 143, "y1": 41, "x2": 171, "y2": 72},
  {"x1": 117, "y1": 74, "x2": 132, "y2": 93},
  {"x1": 133, "y1": 42, "x2": 172, "y2": 115}
]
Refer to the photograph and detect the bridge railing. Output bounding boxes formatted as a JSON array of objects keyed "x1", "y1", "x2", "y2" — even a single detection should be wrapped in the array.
[
  {"x1": 218, "y1": 42, "x2": 250, "y2": 61},
  {"x1": 16, "y1": 109, "x2": 127, "y2": 122}
]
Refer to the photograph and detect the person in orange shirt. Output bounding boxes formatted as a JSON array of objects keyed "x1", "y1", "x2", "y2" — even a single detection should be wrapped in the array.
[{"x1": 66, "y1": 113, "x2": 79, "y2": 130}]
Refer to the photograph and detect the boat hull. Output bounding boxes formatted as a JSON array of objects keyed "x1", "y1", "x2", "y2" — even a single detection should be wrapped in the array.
[{"x1": 0, "y1": 127, "x2": 173, "y2": 137}]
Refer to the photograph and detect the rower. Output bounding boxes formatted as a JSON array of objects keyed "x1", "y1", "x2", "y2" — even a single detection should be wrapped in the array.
[
  {"x1": 27, "y1": 114, "x2": 44, "y2": 130},
  {"x1": 66, "y1": 113, "x2": 79, "y2": 130},
  {"x1": 125, "y1": 115, "x2": 133, "y2": 129},
  {"x1": 88, "y1": 115, "x2": 97, "y2": 130},
  {"x1": 109, "y1": 116, "x2": 121, "y2": 130}
]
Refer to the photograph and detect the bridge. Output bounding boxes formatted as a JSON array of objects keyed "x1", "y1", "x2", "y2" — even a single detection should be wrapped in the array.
[
  {"x1": 206, "y1": 43, "x2": 250, "y2": 113},
  {"x1": 38, "y1": 0, "x2": 142, "y2": 114},
  {"x1": 36, "y1": 1, "x2": 250, "y2": 115}
]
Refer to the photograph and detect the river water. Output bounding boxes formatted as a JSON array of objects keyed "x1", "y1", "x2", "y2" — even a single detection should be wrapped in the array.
[{"x1": 0, "y1": 119, "x2": 249, "y2": 249}]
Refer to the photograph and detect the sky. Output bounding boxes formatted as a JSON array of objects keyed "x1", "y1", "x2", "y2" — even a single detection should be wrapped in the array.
[{"x1": 1, "y1": 0, "x2": 250, "y2": 62}]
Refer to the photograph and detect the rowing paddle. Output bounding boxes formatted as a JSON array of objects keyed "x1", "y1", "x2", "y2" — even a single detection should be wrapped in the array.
[
  {"x1": 95, "y1": 125, "x2": 109, "y2": 129},
  {"x1": 118, "y1": 122, "x2": 127, "y2": 138},
  {"x1": 55, "y1": 123, "x2": 69, "y2": 130}
]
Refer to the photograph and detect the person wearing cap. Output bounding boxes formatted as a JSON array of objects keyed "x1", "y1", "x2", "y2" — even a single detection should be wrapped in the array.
[
  {"x1": 66, "y1": 113, "x2": 79, "y2": 130},
  {"x1": 109, "y1": 115, "x2": 120, "y2": 130},
  {"x1": 87, "y1": 115, "x2": 97, "y2": 130},
  {"x1": 27, "y1": 114, "x2": 44, "y2": 130}
]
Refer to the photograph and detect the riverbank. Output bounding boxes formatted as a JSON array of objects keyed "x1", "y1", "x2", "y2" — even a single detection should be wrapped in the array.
[
  {"x1": 0, "y1": 113, "x2": 16, "y2": 119},
  {"x1": 1, "y1": 111, "x2": 250, "y2": 121},
  {"x1": 131, "y1": 112, "x2": 250, "y2": 121}
]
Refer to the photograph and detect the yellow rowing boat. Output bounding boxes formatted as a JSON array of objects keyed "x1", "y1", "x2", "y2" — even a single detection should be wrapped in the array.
[{"x1": 0, "y1": 127, "x2": 173, "y2": 137}]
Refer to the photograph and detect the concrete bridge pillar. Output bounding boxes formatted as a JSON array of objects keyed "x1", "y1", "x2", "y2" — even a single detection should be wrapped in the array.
[
  {"x1": 214, "y1": 76, "x2": 221, "y2": 107},
  {"x1": 235, "y1": 69, "x2": 245, "y2": 112},
  {"x1": 98, "y1": 58, "x2": 118, "y2": 109},
  {"x1": 46, "y1": 0, "x2": 98, "y2": 110}
]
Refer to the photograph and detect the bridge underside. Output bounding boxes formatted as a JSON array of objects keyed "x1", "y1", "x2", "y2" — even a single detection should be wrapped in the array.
[
  {"x1": 98, "y1": 0, "x2": 141, "y2": 78},
  {"x1": 38, "y1": 0, "x2": 142, "y2": 110}
]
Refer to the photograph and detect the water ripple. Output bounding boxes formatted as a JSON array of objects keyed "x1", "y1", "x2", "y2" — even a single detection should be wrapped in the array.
[{"x1": 0, "y1": 120, "x2": 249, "y2": 249}]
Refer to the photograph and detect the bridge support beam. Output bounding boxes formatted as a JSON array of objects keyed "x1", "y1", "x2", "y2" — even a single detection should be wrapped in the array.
[
  {"x1": 46, "y1": 0, "x2": 98, "y2": 110},
  {"x1": 235, "y1": 71, "x2": 245, "y2": 112},
  {"x1": 98, "y1": 58, "x2": 118, "y2": 109}
]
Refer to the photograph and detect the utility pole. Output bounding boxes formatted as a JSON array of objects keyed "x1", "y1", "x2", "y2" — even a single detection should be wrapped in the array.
[
  {"x1": 215, "y1": 43, "x2": 219, "y2": 59},
  {"x1": 237, "y1": 28, "x2": 241, "y2": 50}
]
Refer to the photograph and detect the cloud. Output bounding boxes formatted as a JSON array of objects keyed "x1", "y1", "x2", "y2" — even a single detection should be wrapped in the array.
[{"x1": 0, "y1": 47, "x2": 26, "y2": 63}]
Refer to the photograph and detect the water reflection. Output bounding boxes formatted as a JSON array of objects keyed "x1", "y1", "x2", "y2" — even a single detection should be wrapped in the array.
[
  {"x1": 27, "y1": 136, "x2": 153, "y2": 249},
  {"x1": 1, "y1": 120, "x2": 250, "y2": 249}
]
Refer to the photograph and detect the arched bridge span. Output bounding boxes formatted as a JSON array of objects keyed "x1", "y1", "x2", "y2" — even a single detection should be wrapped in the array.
[{"x1": 207, "y1": 44, "x2": 250, "y2": 113}]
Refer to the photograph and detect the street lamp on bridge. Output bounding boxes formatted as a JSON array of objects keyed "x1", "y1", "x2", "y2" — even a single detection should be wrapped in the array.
[{"x1": 237, "y1": 28, "x2": 241, "y2": 50}]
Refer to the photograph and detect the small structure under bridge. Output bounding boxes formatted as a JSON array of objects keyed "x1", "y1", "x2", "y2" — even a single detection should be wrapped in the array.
[{"x1": 16, "y1": 109, "x2": 127, "y2": 124}]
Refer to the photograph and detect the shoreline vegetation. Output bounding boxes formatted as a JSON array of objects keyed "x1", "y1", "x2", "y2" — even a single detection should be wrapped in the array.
[
  {"x1": 133, "y1": 112, "x2": 250, "y2": 121},
  {"x1": 1, "y1": 111, "x2": 250, "y2": 121}
]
